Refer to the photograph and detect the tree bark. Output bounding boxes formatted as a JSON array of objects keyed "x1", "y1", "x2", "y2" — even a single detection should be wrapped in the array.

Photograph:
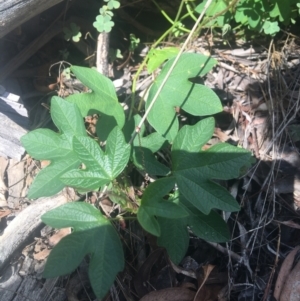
[{"x1": 0, "y1": 0, "x2": 65, "y2": 38}]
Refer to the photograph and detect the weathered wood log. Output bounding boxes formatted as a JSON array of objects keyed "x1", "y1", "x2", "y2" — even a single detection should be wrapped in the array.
[
  {"x1": 0, "y1": 0, "x2": 64, "y2": 39},
  {"x1": 0, "y1": 188, "x2": 75, "y2": 272},
  {"x1": 0, "y1": 91, "x2": 28, "y2": 160}
]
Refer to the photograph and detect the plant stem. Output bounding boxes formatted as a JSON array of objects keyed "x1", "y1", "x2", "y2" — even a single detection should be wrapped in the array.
[
  {"x1": 174, "y1": 0, "x2": 185, "y2": 23},
  {"x1": 151, "y1": 0, "x2": 190, "y2": 32},
  {"x1": 200, "y1": 0, "x2": 240, "y2": 28},
  {"x1": 128, "y1": 25, "x2": 175, "y2": 120},
  {"x1": 129, "y1": 0, "x2": 215, "y2": 145},
  {"x1": 128, "y1": 0, "x2": 200, "y2": 120},
  {"x1": 185, "y1": 0, "x2": 197, "y2": 22}
]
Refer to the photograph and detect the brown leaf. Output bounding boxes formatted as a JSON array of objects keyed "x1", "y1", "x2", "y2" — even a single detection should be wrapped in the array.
[
  {"x1": 279, "y1": 259, "x2": 300, "y2": 301},
  {"x1": 194, "y1": 284, "x2": 223, "y2": 301},
  {"x1": 48, "y1": 228, "x2": 71, "y2": 247},
  {"x1": 33, "y1": 248, "x2": 51, "y2": 261},
  {"x1": 134, "y1": 248, "x2": 165, "y2": 298},
  {"x1": 274, "y1": 220, "x2": 300, "y2": 230},
  {"x1": 140, "y1": 287, "x2": 195, "y2": 301},
  {"x1": 274, "y1": 246, "x2": 300, "y2": 300},
  {"x1": 194, "y1": 265, "x2": 216, "y2": 301},
  {"x1": 0, "y1": 209, "x2": 11, "y2": 218}
]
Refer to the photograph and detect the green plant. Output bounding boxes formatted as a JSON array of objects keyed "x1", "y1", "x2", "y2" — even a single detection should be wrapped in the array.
[
  {"x1": 21, "y1": 51, "x2": 252, "y2": 298},
  {"x1": 93, "y1": 0, "x2": 120, "y2": 33},
  {"x1": 196, "y1": 0, "x2": 300, "y2": 36},
  {"x1": 63, "y1": 22, "x2": 82, "y2": 42}
]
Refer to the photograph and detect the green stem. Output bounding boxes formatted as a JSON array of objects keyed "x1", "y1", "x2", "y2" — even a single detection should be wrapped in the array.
[
  {"x1": 110, "y1": 216, "x2": 137, "y2": 221},
  {"x1": 128, "y1": 25, "x2": 175, "y2": 120},
  {"x1": 185, "y1": 0, "x2": 197, "y2": 22},
  {"x1": 151, "y1": 0, "x2": 189, "y2": 33},
  {"x1": 174, "y1": 0, "x2": 185, "y2": 23},
  {"x1": 152, "y1": 0, "x2": 174, "y2": 25},
  {"x1": 129, "y1": 0, "x2": 215, "y2": 145}
]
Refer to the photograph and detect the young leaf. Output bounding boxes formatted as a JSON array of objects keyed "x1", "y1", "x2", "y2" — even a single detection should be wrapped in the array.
[
  {"x1": 63, "y1": 23, "x2": 82, "y2": 42},
  {"x1": 146, "y1": 53, "x2": 222, "y2": 141},
  {"x1": 42, "y1": 202, "x2": 124, "y2": 299},
  {"x1": 93, "y1": 15, "x2": 115, "y2": 33},
  {"x1": 147, "y1": 47, "x2": 179, "y2": 73},
  {"x1": 137, "y1": 177, "x2": 188, "y2": 236},
  {"x1": 61, "y1": 127, "x2": 131, "y2": 190},
  {"x1": 172, "y1": 118, "x2": 252, "y2": 214},
  {"x1": 66, "y1": 66, "x2": 125, "y2": 140},
  {"x1": 21, "y1": 97, "x2": 86, "y2": 198},
  {"x1": 104, "y1": 0, "x2": 120, "y2": 10}
]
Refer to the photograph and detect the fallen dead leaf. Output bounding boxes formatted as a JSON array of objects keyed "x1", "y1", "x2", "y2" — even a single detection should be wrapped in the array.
[
  {"x1": 140, "y1": 287, "x2": 195, "y2": 301},
  {"x1": 33, "y1": 247, "x2": 51, "y2": 261},
  {"x1": 48, "y1": 228, "x2": 71, "y2": 247},
  {"x1": 274, "y1": 246, "x2": 300, "y2": 301},
  {"x1": 134, "y1": 248, "x2": 165, "y2": 298},
  {"x1": 279, "y1": 259, "x2": 300, "y2": 301},
  {"x1": 194, "y1": 284, "x2": 223, "y2": 301},
  {"x1": 40, "y1": 160, "x2": 50, "y2": 168},
  {"x1": 0, "y1": 209, "x2": 11, "y2": 219},
  {"x1": 274, "y1": 220, "x2": 300, "y2": 230},
  {"x1": 194, "y1": 265, "x2": 218, "y2": 301}
]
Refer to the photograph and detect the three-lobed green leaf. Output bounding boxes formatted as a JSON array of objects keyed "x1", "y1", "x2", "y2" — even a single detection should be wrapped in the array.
[
  {"x1": 146, "y1": 53, "x2": 222, "y2": 141},
  {"x1": 66, "y1": 66, "x2": 125, "y2": 141},
  {"x1": 157, "y1": 196, "x2": 231, "y2": 264},
  {"x1": 61, "y1": 127, "x2": 131, "y2": 190},
  {"x1": 137, "y1": 177, "x2": 188, "y2": 236},
  {"x1": 138, "y1": 117, "x2": 252, "y2": 263},
  {"x1": 42, "y1": 202, "x2": 124, "y2": 299},
  {"x1": 21, "y1": 97, "x2": 86, "y2": 198},
  {"x1": 172, "y1": 118, "x2": 251, "y2": 214}
]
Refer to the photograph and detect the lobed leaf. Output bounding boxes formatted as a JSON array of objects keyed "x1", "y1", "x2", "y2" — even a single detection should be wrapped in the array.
[
  {"x1": 21, "y1": 129, "x2": 72, "y2": 160},
  {"x1": 42, "y1": 203, "x2": 124, "y2": 299},
  {"x1": 147, "y1": 47, "x2": 179, "y2": 73},
  {"x1": 146, "y1": 53, "x2": 222, "y2": 141},
  {"x1": 125, "y1": 115, "x2": 170, "y2": 176},
  {"x1": 172, "y1": 117, "x2": 215, "y2": 168},
  {"x1": 42, "y1": 202, "x2": 104, "y2": 230},
  {"x1": 21, "y1": 97, "x2": 87, "y2": 198},
  {"x1": 157, "y1": 217, "x2": 189, "y2": 264},
  {"x1": 66, "y1": 66, "x2": 124, "y2": 140},
  {"x1": 27, "y1": 157, "x2": 80, "y2": 199},
  {"x1": 137, "y1": 177, "x2": 188, "y2": 236},
  {"x1": 171, "y1": 119, "x2": 251, "y2": 213},
  {"x1": 61, "y1": 127, "x2": 131, "y2": 190}
]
